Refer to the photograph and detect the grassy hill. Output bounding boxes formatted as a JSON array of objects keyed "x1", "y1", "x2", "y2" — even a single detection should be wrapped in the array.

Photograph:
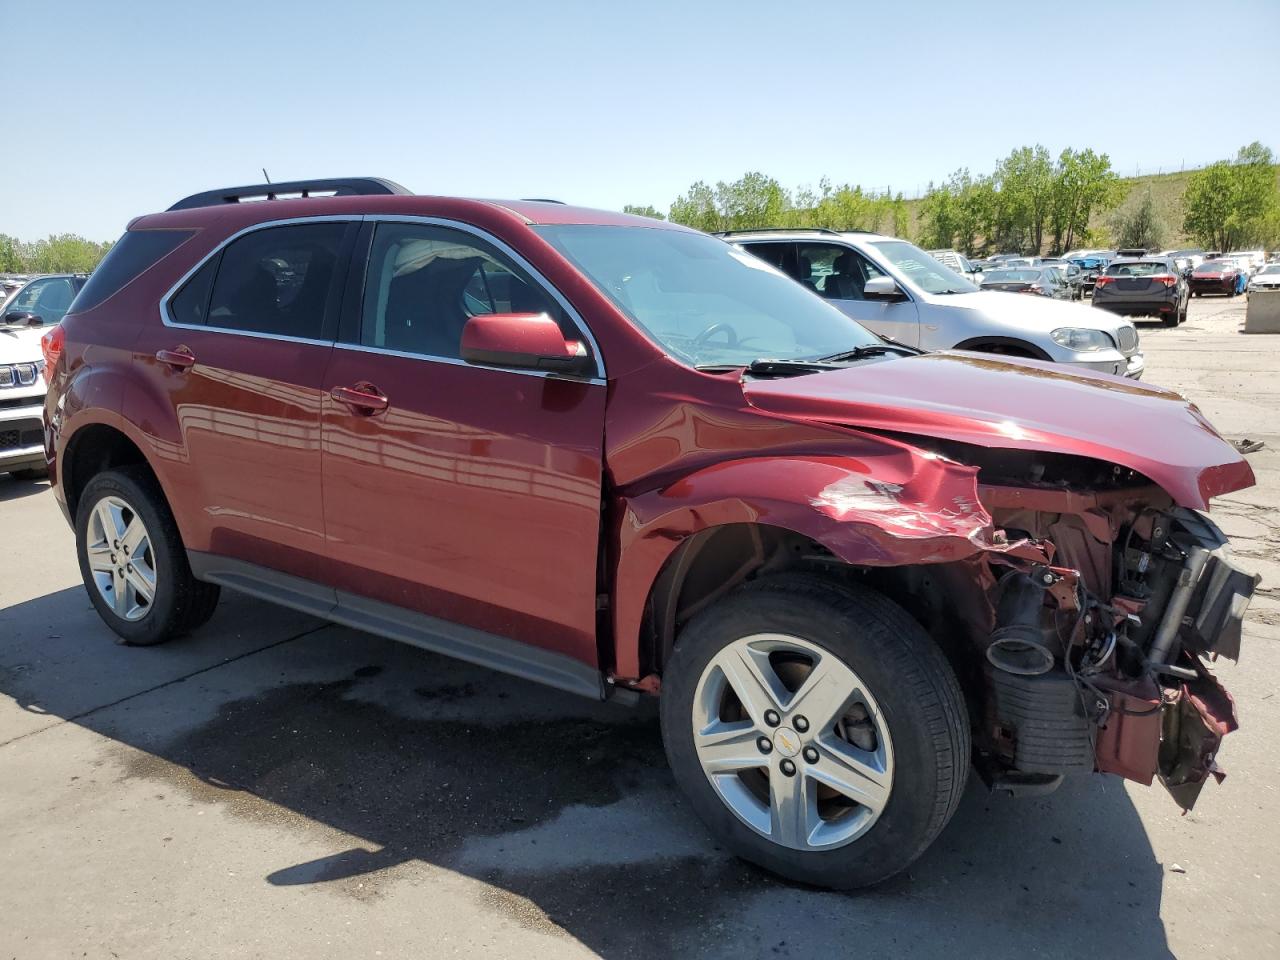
[{"x1": 901, "y1": 166, "x2": 1280, "y2": 251}]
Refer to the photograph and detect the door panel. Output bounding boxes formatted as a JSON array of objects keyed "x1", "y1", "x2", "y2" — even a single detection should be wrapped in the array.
[
  {"x1": 127, "y1": 220, "x2": 353, "y2": 582},
  {"x1": 128, "y1": 332, "x2": 334, "y2": 580},
  {"x1": 791, "y1": 242, "x2": 922, "y2": 346},
  {"x1": 319, "y1": 219, "x2": 607, "y2": 667},
  {"x1": 321, "y1": 354, "x2": 606, "y2": 666}
]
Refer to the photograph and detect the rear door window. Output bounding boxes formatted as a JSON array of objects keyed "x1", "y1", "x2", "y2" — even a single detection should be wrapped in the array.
[{"x1": 203, "y1": 223, "x2": 349, "y2": 340}]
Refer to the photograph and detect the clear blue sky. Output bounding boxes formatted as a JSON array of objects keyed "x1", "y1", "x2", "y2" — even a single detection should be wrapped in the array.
[{"x1": 4, "y1": 0, "x2": 1279, "y2": 242}]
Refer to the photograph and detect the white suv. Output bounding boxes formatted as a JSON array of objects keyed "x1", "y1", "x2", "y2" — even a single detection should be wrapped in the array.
[
  {"x1": 729, "y1": 229, "x2": 1143, "y2": 378},
  {"x1": 1, "y1": 274, "x2": 85, "y2": 477}
]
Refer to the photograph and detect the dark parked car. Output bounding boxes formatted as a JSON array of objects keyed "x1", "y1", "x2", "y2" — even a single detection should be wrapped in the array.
[
  {"x1": 1092, "y1": 258, "x2": 1189, "y2": 325},
  {"x1": 1189, "y1": 258, "x2": 1244, "y2": 297},
  {"x1": 1038, "y1": 259, "x2": 1085, "y2": 299},
  {"x1": 978, "y1": 267, "x2": 1073, "y2": 299},
  {"x1": 41, "y1": 177, "x2": 1258, "y2": 890},
  {"x1": 1067, "y1": 255, "x2": 1111, "y2": 296}
]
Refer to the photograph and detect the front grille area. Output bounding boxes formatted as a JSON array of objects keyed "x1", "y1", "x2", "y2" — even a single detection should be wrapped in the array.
[
  {"x1": 0, "y1": 421, "x2": 42, "y2": 451},
  {"x1": 0, "y1": 363, "x2": 40, "y2": 388},
  {"x1": 1117, "y1": 326, "x2": 1139, "y2": 354}
]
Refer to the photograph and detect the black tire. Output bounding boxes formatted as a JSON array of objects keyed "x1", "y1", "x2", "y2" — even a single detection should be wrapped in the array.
[
  {"x1": 660, "y1": 573, "x2": 969, "y2": 889},
  {"x1": 1162, "y1": 306, "x2": 1180, "y2": 327},
  {"x1": 75, "y1": 466, "x2": 220, "y2": 646}
]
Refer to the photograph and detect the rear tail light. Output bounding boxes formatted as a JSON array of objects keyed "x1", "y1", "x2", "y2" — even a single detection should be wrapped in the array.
[
  {"x1": 1027, "y1": 284, "x2": 1045, "y2": 294},
  {"x1": 40, "y1": 324, "x2": 65, "y2": 379},
  {"x1": 1094, "y1": 276, "x2": 1114, "y2": 287},
  {"x1": 1151, "y1": 275, "x2": 1178, "y2": 287}
]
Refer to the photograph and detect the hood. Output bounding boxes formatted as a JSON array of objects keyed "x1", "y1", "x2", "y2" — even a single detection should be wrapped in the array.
[
  {"x1": 0, "y1": 324, "x2": 46, "y2": 365},
  {"x1": 743, "y1": 352, "x2": 1253, "y2": 510},
  {"x1": 942, "y1": 290, "x2": 1133, "y2": 336}
]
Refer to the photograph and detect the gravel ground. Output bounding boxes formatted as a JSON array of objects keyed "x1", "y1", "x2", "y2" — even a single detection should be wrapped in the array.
[{"x1": 1, "y1": 295, "x2": 1277, "y2": 959}]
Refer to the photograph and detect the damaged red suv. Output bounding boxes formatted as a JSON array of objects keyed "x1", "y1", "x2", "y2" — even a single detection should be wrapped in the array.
[{"x1": 43, "y1": 178, "x2": 1259, "y2": 888}]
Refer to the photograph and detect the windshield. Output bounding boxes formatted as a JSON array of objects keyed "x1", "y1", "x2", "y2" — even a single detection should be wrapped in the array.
[
  {"x1": 1259, "y1": 264, "x2": 1280, "y2": 275},
  {"x1": 983, "y1": 270, "x2": 1041, "y2": 283},
  {"x1": 869, "y1": 240, "x2": 979, "y2": 294},
  {"x1": 1196, "y1": 260, "x2": 1231, "y2": 273},
  {"x1": 534, "y1": 225, "x2": 882, "y2": 366}
]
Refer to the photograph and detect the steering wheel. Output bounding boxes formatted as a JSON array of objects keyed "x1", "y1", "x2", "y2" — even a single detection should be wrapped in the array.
[{"x1": 691, "y1": 321, "x2": 739, "y2": 354}]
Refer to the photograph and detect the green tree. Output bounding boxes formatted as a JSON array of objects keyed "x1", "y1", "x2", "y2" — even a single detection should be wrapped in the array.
[
  {"x1": 1108, "y1": 189, "x2": 1167, "y2": 251},
  {"x1": 1048, "y1": 148, "x2": 1121, "y2": 253},
  {"x1": 0, "y1": 234, "x2": 23, "y2": 272},
  {"x1": 668, "y1": 180, "x2": 721, "y2": 232},
  {"x1": 995, "y1": 145, "x2": 1055, "y2": 252},
  {"x1": 1182, "y1": 142, "x2": 1279, "y2": 250},
  {"x1": 622, "y1": 204, "x2": 665, "y2": 220},
  {"x1": 714, "y1": 172, "x2": 790, "y2": 230},
  {"x1": 21, "y1": 234, "x2": 112, "y2": 273}
]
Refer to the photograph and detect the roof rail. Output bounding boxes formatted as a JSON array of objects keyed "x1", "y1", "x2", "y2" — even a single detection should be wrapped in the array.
[
  {"x1": 520, "y1": 197, "x2": 565, "y2": 204},
  {"x1": 167, "y1": 177, "x2": 412, "y2": 212},
  {"x1": 714, "y1": 227, "x2": 851, "y2": 237}
]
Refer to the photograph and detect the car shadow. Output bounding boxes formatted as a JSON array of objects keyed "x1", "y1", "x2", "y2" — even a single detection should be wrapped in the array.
[
  {"x1": 0, "y1": 474, "x2": 50, "y2": 503},
  {"x1": 0, "y1": 587, "x2": 1174, "y2": 959}
]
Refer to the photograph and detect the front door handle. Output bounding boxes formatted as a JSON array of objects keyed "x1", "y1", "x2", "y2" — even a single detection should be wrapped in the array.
[
  {"x1": 156, "y1": 347, "x2": 195, "y2": 371},
  {"x1": 330, "y1": 383, "x2": 389, "y2": 414}
]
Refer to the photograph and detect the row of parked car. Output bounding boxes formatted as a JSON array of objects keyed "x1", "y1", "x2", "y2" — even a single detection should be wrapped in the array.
[{"x1": 926, "y1": 246, "x2": 1278, "y2": 327}]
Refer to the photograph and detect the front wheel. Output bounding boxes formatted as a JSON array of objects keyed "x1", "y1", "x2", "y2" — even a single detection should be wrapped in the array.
[
  {"x1": 75, "y1": 467, "x2": 220, "y2": 646},
  {"x1": 660, "y1": 574, "x2": 969, "y2": 889}
]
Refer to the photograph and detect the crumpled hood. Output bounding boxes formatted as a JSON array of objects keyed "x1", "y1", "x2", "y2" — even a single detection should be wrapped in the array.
[{"x1": 743, "y1": 352, "x2": 1254, "y2": 509}]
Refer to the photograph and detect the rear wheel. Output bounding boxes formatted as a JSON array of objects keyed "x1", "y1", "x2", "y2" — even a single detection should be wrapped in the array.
[
  {"x1": 660, "y1": 574, "x2": 969, "y2": 889},
  {"x1": 75, "y1": 467, "x2": 220, "y2": 646}
]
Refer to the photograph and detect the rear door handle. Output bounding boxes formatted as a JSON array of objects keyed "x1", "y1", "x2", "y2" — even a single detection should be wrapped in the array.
[
  {"x1": 155, "y1": 347, "x2": 195, "y2": 371},
  {"x1": 330, "y1": 384, "x2": 389, "y2": 414}
]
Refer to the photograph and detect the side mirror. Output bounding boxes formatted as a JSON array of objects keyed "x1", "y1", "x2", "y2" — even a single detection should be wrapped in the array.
[
  {"x1": 460, "y1": 312, "x2": 593, "y2": 376},
  {"x1": 863, "y1": 276, "x2": 906, "y2": 301},
  {"x1": 3, "y1": 311, "x2": 42, "y2": 327}
]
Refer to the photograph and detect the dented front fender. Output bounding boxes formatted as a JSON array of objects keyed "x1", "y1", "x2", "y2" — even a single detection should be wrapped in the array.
[{"x1": 610, "y1": 450, "x2": 1048, "y2": 679}]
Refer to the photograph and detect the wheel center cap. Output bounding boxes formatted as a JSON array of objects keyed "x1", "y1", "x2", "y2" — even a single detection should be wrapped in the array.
[{"x1": 772, "y1": 726, "x2": 801, "y2": 758}]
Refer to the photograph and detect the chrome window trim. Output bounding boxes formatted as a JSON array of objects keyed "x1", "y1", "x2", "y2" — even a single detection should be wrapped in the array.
[
  {"x1": 360, "y1": 214, "x2": 606, "y2": 380},
  {"x1": 158, "y1": 214, "x2": 362, "y2": 344},
  {"x1": 332, "y1": 341, "x2": 605, "y2": 386},
  {"x1": 156, "y1": 213, "x2": 607, "y2": 381}
]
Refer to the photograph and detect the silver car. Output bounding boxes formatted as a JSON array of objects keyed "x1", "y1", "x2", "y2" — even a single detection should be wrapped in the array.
[{"x1": 729, "y1": 229, "x2": 1144, "y2": 378}]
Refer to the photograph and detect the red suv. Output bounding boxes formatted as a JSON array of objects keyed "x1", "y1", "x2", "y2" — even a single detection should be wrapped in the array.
[{"x1": 43, "y1": 178, "x2": 1259, "y2": 888}]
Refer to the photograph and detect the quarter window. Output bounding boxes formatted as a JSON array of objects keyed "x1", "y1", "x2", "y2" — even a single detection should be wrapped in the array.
[
  {"x1": 359, "y1": 223, "x2": 564, "y2": 359},
  {"x1": 168, "y1": 256, "x2": 219, "y2": 326},
  {"x1": 203, "y1": 223, "x2": 347, "y2": 339}
]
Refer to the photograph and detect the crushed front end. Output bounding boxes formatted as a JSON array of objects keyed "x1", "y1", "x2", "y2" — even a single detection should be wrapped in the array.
[{"x1": 961, "y1": 453, "x2": 1259, "y2": 807}]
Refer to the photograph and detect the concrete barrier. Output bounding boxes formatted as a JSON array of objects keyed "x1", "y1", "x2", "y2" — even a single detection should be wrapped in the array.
[{"x1": 1245, "y1": 290, "x2": 1280, "y2": 333}]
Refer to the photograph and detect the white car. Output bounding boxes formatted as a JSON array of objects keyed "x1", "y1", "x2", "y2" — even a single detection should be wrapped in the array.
[
  {"x1": 927, "y1": 249, "x2": 980, "y2": 283},
  {"x1": 1227, "y1": 250, "x2": 1265, "y2": 276},
  {"x1": 726, "y1": 229, "x2": 1143, "y2": 378},
  {"x1": 1, "y1": 274, "x2": 85, "y2": 478},
  {"x1": 1248, "y1": 263, "x2": 1280, "y2": 292}
]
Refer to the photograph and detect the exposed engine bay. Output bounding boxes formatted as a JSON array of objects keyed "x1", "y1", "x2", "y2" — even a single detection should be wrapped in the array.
[{"x1": 952, "y1": 447, "x2": 1259, "y2": 807}]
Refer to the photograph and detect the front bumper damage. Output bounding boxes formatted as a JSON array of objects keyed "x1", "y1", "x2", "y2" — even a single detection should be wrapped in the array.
[{"x1": 975, "y1": 492, "x2": 1257, "y2": 810}]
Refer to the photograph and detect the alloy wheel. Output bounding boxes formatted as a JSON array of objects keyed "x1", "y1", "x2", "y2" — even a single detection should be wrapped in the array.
[
  {"x1": 84, "y1": 495, "x2": 157, "y2": 622},
  {"x1": 690, "y1": 633, "x2": 894, "y2": 851}
]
